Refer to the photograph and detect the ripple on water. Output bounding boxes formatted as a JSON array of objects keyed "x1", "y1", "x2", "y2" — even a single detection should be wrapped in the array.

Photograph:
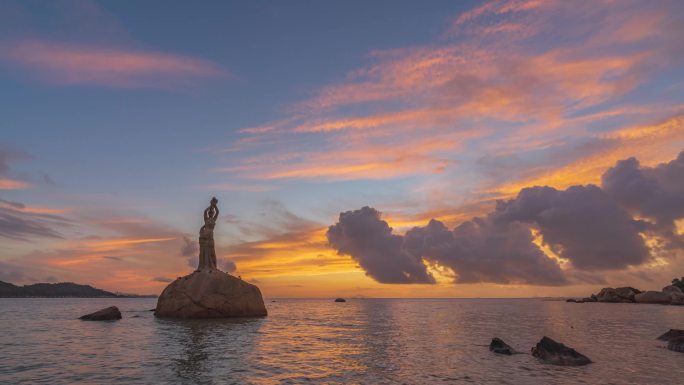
[{"x1": 0, "y1": 298, "x2": 683, "y2": 384}]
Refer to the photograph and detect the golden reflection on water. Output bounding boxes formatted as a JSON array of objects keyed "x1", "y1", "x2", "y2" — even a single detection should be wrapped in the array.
[{"x1": 2, "y1": 298, "x2": 684, "y2": 384}]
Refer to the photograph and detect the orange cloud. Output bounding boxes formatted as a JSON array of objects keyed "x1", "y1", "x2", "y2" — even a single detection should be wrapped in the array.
[
  {"x1": 0, "y1": 179, "x2": 30, "y2": 189},
  {"x1": 2, "y1": 40, "x2": 226, "y2": 88}
]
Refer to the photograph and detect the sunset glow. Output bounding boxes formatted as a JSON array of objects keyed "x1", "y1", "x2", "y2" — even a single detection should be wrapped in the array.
[{"x1": 2, "y1": 0, "x2": 684, "y2": 298}]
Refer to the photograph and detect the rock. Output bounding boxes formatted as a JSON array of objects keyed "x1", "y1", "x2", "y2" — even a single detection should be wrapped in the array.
[
  {"x1": 634, "y1": 291, "x2": 671, "y2": 304},
  {"x1": 566, "y1": 299, "x2": 578, "y2": 303},
  {"x1": 489, "y1": 338, "x2": 513, "y2": 355},
  {"x1": 154, "y1": 269, "x2": 267, "y2": 318},
  {"x1": 662, "y1": 285, "x2": 683, "y2": 295},
  {"x1": 657, "y1": 329, "x2": 684, "y2": 341},
  {"x1": 334, "y1": 298, "x2": 346, "y2": 302},
  {"x1": 582, "y1": 296, "x2": 597, "y2": 302},
  {"x1": 662, "y1": 285, "x2": 684, "y2": 305},
  {"x1": 531, "y1": 336, "x2": 591, "y2": 366},
  {"x1": 595, "y1": 287, "x2": 638, "y2": 303},
  {"x1": 667, "y1": 336, "x2": 684, "y2": 353},
  {"x1": 79, "y1": 306, "x2": 122, "y2": 321}
]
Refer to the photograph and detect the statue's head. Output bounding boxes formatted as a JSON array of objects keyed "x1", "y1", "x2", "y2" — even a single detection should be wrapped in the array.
[{"x1": 210, "y1": 197, "x2": 218, "y2": 206}]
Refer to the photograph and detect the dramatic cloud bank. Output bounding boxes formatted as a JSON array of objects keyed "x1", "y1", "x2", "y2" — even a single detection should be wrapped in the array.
[{"x1": 328, "y1": 152, "x2": 684, "y2": 285}]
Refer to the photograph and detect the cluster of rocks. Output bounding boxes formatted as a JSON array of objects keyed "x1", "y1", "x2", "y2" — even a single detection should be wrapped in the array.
[
  {"x1": 489, "y1": 336, "x2": 591, "y2": 366},
  {"x1": 490, "y1": 330, "x2": 684, "y2": 365},
  {"x1": 566, "y1": 285, "x2": 684, "y2": 305}
]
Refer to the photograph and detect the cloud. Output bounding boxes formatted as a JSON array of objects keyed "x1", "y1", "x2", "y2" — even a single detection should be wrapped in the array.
[
  {"x1": 2, "y1": 40, "x2": 227, "y2": 88},
  {"x1": 0, "y1": 204, "x2": 70, "y2": 240},
  {"x1": 327, "y1": 207, "x2": 436, "y2": 284},
  {"x1": 0, "y1": 148, "x2": 30, "y2": 190},
  {"x1": 602, "y1": 151, "x2": 684, "y2": 250},
  {"x1": 217, "y1": 0, "x2": 684, "y2": 184},
  {"x1": 152, "y1": 276, "x2": 174, "y2": 283},
  {"x1": 180, "y1": 236, "x2": 199, "y2": 268},
  {"x1": 491, "y1": 185, "x2": 650, "y2": 270},
  {"x1": 219, "y1": 259, "x2": 237, "y2": 273},
  {"x1": 327, "y1": 152, "x2": 684, "y2": 286}
]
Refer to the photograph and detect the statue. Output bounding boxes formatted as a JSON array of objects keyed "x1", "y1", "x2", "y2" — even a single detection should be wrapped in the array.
[
  {"x1": 154, "y1": 196, "x2": 267, "y2": 318},
  {"x1": 197, "y1": 197, "x2": 219, "y2": 271}
]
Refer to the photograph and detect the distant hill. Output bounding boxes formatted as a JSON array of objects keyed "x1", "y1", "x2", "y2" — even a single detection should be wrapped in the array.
[{"x1": 0, "y1": 281, "x2": 156, "y2": 298}]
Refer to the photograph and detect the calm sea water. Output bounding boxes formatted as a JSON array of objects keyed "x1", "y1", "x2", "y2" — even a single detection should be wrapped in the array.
[{"x1": 0, "y1": 298, "x2": 682, "y2": 384}]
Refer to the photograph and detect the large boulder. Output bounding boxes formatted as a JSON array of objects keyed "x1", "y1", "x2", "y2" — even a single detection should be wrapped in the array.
[
  {"x1": 531, "y1": 336, "x2": 591, "y2": 366},
  {"x1": 596, "y1": 287, "x2": 639, "y2": 303},
  {"x1": 662, "y1": 285, "x2": 684, "y2": 305},
  {"x1": 80, "y1": 306, "x2": 122, "y2": 321},
  {"x1": 155, "y1": 269, "x2": 267, "y2": 318},
  {"x1": 489, "y1": 337, "x2": 514, "y2": 355},
  {"x1": 634, "y1": 291, "x2": 671, "y2": 304},
  {"x1": 657, "y1": 329, "x2": 684, "y2": 341}
]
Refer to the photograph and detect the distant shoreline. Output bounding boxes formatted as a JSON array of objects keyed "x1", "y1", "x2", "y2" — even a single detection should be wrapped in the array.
[{"x1": 0, "y1": 280, "x2": 156, "y2": 298}]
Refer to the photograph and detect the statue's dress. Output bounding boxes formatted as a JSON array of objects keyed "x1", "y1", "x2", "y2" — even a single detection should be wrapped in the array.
[{"x1": 198, "y1": 222, "x2": 217, "y2": 270}]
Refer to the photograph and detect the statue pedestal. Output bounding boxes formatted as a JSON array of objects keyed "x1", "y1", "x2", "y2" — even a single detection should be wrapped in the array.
[{"x1": 154, "y1": 269, "x2": 267, "y2": 318}]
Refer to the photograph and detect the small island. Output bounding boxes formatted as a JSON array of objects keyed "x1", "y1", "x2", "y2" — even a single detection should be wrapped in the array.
[
  {"x1": 566, "y1": 277, "x2": 684, "y2": 305},
  {"x1": 0, "y1": 280, "x2": 156, "y2": 298}
]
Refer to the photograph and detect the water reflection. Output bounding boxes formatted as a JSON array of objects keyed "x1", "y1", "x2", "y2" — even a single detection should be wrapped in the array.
[
  {"x1": 154, "y1": 317, "x2": 263, "y2": 384},
  {"x1": 2, "y1": 298, "x2": 684, "y2": 384}
]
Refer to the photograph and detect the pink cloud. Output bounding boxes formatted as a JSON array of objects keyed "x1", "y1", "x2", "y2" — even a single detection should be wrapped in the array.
[
  {"x1": 2, "y1": 40, "x2": 227, "y2": 88},
  {"x1": 219, "y1": 0, "x2": 683, "y2": 183}
]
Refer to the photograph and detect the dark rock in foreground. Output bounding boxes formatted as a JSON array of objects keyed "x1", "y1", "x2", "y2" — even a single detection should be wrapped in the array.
[
  {"x1": 634, "y1": 291, "x2": 671, "y2": 304},
  {"x1": 667, "y1": 336, "x2": 684, "y2": 353},
  {"x1": 531, "y1": 336, "x2": 591, "y2": 366},
  {"x1": 489, "y1": 338, "x2": 513, "y2": 355},
  {"x1": 79, "y1": 306, "x2": 122, "y2": 321},
  {"x1": 334, "y1": 298, "x2": 346, "y2": 302},
  {"x1": 657, "y1": 329, "x2": 684, "y2": 341},
  {"x1": 155, "y1": 270, "x2": 267, "y2": 318}
]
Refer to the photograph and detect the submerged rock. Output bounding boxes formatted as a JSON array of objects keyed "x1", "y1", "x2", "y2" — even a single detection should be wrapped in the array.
[
  {"x1": 489, "y1": 338, "x2": 513, "y2": 355},
  {"x1": 657, "y1": 329, "x2": 684, "y2": 341},
  {"x1": 531, "y1": 336, "x2": 591, "y2": 366},
  {"x1": 667, "y1": 336, "x2": 684, "y2": 353},
  {"x1": 334, "y1": 298, "x2": 346, "y2": 302},
  {"x1": 79, "y1": 306, "x2": 122, "y2": 321},
  {"x1": 155, "y1": 269, "x2": 267, "y2": 318},
  {"x1": 634, "y1": 291, "x2": 671, "y2": 304}
]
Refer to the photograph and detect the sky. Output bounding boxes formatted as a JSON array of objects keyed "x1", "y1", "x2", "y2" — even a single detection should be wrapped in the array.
[{"x1": 1, "y1": 0, "x2": 684, "y2": 298}]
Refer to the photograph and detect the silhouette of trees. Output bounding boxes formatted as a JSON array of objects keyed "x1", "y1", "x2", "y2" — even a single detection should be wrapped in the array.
[{"x1": 672, "y1": 277, "x2": 684, "y2": 291}]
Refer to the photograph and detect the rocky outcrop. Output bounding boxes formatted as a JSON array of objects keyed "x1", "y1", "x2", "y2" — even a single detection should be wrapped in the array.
[
  {"x1": 582, "y1": 295, "x2": 597, "y2": 302},
  {"x1": 155, "y1": 269, "x2": 267, "y2": 318},
  {"x1": 634, "y1": 291, "x2": 671, "y2": 304},
  {"x1": 79, "y1": 306, "x2": 122, "y2": 321},
  {"x1": 667, "y1": 337, "x2": 684, "y2": 353},
  {"x1": 662, "y1": 285, "x2": 684, "y2": 305},
  {"x1": 596, "y1": 287, "x2": 640, "y2": 303},
  {"x1": 334, "y1": 298, "x2": 346, "y2": 302},
  {"x1": 489, "y1": 338, "x2": 513, "y2": 355},
  {"x1": 155, "y1": 198, "x2": 267, "y2": 319},
  {"x1": 531, "y1": 336, "x2": 591, "y2": 366},
  {"x1": 657, "y1": 329, "x2": 684, "y2": 341}
]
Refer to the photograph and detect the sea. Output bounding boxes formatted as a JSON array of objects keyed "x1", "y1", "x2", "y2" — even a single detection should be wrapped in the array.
[{"x1": 0, "y1": 298, "x2": 682, "y2": 385}]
